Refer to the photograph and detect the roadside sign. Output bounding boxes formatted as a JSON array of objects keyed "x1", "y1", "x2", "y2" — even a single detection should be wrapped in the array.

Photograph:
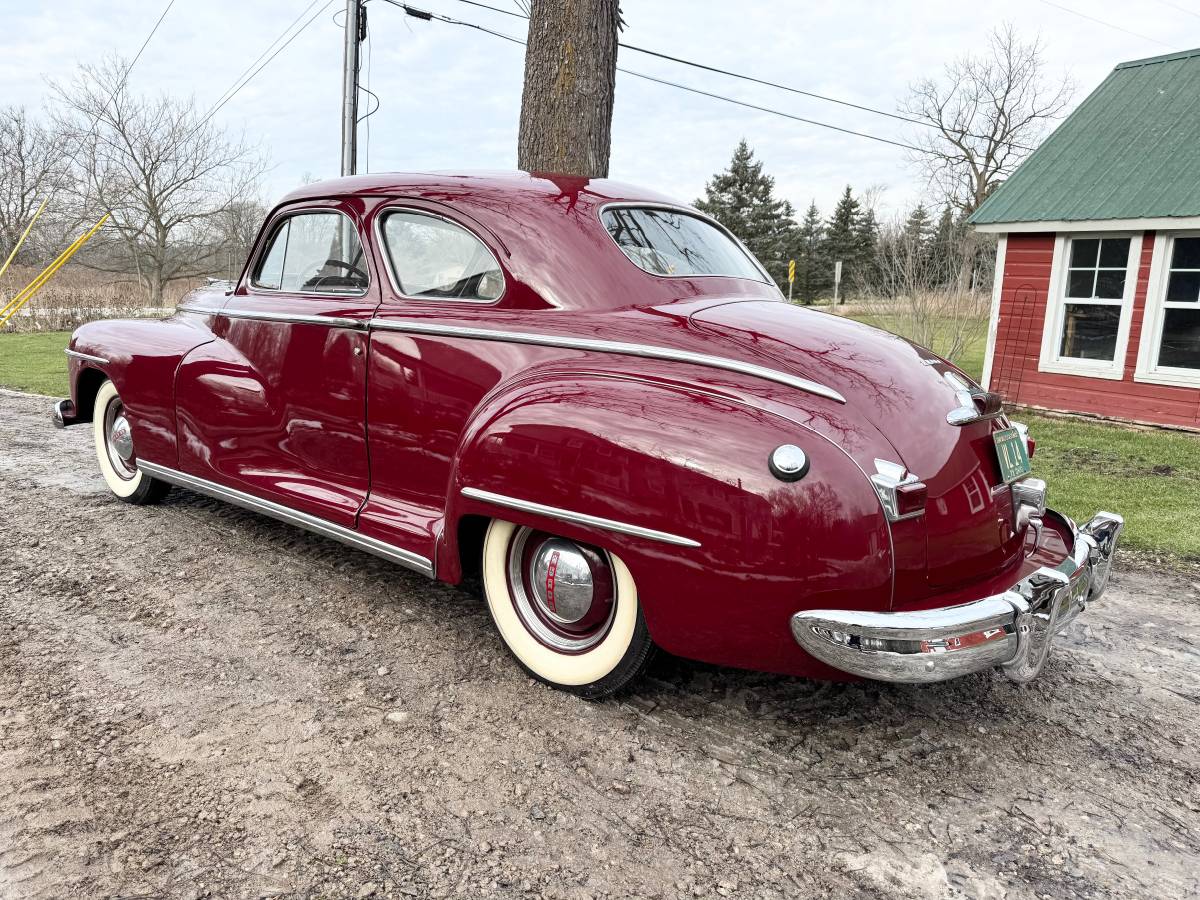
[{"x1": 788, "y1": 259, "x2": 795, "y2": 283}]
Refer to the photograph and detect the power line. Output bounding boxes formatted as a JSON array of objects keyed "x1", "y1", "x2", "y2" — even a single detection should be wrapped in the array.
[
  {"x1": 439, "y1": 0, "x2": 1037, "y2": 152},
  {"x1": 1037, "y1": 0, "x2": 1175, "y2": 48},
  {"x1": 1155, "y1": 0, "x2": 1200, "y2": 22},
  {"x1": 378, "y1": 2, "x2": 923, "y2": 152},
  {"x1": 190, "y1": 0, "x2": 337, "y2": 138}
]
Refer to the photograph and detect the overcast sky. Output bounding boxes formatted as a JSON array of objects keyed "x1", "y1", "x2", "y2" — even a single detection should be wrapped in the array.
[{"x1": 1, "y1": 0, "x2": 1196, "y2": 221}]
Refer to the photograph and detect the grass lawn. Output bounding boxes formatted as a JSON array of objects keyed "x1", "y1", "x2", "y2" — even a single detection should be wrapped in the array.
[
  {"x1": 1026, "y1": 414, "x2": 1200, "y2": 561},
  {"x1": 0, "y1": 330, "x2": 70, "y2": 396},
  {"x1": 1, "y1": 327, "x2": 1196, "y2": 560}
]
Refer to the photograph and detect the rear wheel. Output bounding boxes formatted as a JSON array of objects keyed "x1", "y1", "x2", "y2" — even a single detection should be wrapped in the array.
[
  {"x1": 92, "y1": 380, "x2": 170, "y2": 505},
  {"x1": 481, "y1": 519, "x2": 655, "y2": 698}
]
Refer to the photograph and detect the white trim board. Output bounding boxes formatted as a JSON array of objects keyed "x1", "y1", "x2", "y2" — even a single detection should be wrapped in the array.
[
  {"x1": 974, "y1": 216, "x2": 1200, "y2": 234},
  {"x1": 981, "y1": 235, "x2": 1006, "y2": 391}
]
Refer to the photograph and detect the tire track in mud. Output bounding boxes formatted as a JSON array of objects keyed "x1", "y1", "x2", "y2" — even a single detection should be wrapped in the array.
[{"x1": 1, "y1": 387, "x2": 1199, "y2": 900}]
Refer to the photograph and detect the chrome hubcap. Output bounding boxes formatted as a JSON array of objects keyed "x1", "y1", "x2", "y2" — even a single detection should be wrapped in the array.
[
  {"x1": 110, "y1": 415, "x2": 134, "y2": 462},
  {"x1": 530, "y1": 538, "x2": 595, "y2": 625},
  {"x1": 104, "y1": 398, "x2": 137, "y2": 479},
  {"x1": 507, "y1": 527, "x2": 616, "y2": 653}
]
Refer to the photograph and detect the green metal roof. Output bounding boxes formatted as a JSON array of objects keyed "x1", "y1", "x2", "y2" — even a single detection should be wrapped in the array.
[{"x1": 969, "y1": 47, "x2": 1200, "y2": 226}]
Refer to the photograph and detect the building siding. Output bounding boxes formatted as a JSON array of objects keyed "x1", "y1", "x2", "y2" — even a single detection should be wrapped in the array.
[{"x1": 989, "y1": 232, "x2": 1200, "y2": 429}]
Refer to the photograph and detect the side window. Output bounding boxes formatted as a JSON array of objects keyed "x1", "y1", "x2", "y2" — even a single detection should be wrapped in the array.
[
  {"x1": 380, "y1": 211, "x2": 504, "y2": 302},
  {"x1": 252, "y1": 212, "x2": 368, "y2": 294}
]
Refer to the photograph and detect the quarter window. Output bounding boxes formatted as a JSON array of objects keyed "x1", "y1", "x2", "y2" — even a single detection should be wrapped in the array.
[
  {"x1": 1058, "y1": 237, "x2": 1131, "y2": 361},
  {"x1": 253, "y1": 212, "x2": 368, "y2": 294},
  {"x1": 379, "y1": 211, "x2": 504, "y2": 302}
]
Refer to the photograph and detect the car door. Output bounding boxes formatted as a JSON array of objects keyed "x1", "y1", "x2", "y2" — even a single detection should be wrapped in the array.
[
  {"x1": 357, "y1": 204, "x2": 513, "y2": 561},
  {"x1": 174, "y1": 201, "x2": 380, "y2": 527}
]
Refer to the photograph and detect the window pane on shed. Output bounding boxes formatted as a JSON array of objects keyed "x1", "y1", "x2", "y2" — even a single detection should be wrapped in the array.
[
  {"x1": 1171, "y1": 237, "x2": 1200, "y2": 270},
  {"x1": 1066, "y1": 269, "x2": 1095, "y2": 298},
  {"x1": 1095, "y1": 270, "x2": 1126, "y2": 299},
  {"x1": 1098, "y1": 238, "x2": 1130, "y2": 267},
  {"x1": 1166, "y1": 270, "x2": 1200, "y2": 302},
  {"x1": 1070, "y1": 239, "x2": 1099, "y2": 267},
  {"x1": 1059, "y1": 304, "x2": 1120, "y2": 361},
  {"x1": 1159, "y1": 308, "x2": 1200, "y2": 369}
]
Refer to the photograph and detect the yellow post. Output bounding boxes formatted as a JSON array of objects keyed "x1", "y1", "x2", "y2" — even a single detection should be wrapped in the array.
[
  {"x1": 0, "y1": 213, "x2": 110, "y2": 328},
  {"x1": 0, "y1": 199, "x2": 47, "y2": 282}
]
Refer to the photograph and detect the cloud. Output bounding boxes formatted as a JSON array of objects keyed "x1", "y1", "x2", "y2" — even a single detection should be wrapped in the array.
[{"x1": 0, "y1": 0, "x2": 1190, "y2": 218}]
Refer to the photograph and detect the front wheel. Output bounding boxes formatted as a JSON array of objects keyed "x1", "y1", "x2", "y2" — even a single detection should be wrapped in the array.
[
  {"x1": 92, "y1": 380, "x2": 170, "y2": 505},
  {"x1": 481, "y1": 519, "x2": 655, "y2": 699}
]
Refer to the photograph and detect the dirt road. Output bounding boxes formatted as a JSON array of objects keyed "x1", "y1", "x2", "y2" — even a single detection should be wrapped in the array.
[{"x1": 1, "y1": 388, "x2": 1197, "y2": 900}]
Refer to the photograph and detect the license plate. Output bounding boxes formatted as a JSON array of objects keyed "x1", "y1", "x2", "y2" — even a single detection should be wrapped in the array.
[{"x1": 993, "y1": 427, "x2": 1032, "y2": 483}]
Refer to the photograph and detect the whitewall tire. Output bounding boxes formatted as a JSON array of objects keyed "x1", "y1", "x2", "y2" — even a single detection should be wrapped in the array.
[
  {"x1": 92, "y1": 380, "x2": 170, "y2": 505},
  {"x1": 482, "y1": 519, "x2": 655, "y2": 698}
]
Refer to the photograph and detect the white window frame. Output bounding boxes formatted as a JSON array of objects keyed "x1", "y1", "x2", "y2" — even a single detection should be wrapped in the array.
[
  {"x1": 1134, "y1": 231, "x2": 1200, "y2": 388},
  {"x1": 1038, "y1": 232, "x2": 1141, "y2": 381}
]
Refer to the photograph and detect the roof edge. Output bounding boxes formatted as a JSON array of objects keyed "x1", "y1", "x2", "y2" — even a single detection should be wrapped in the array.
[
  {"x1": 1115, "y1": 46, "x2": 1200, "y2": 69},
  {"x1": 973, "y1": 214, "x2": 1200, "y2": 233}
]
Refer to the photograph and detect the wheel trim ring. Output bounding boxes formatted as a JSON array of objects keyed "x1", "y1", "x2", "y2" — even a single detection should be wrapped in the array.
[
  {"x1": 103, "y1": 397, "x2": 137, "y2": 480},
  {"x1": 506, "y1": 527, "x2": 617, "y2": 654}
]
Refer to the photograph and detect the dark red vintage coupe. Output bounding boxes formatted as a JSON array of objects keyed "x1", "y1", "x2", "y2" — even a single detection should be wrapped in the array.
[{"x1": 54, "y1": 172, "x2": 1122, "y2": 697}]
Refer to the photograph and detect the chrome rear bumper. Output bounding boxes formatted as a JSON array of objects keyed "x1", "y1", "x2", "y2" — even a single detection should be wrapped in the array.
[{"x1": 790, "y1": 510, "x2": 1124, "y2": 684}]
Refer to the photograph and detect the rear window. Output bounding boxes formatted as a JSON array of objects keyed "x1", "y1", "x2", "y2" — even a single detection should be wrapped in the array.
[{"x1": 601, "y1": 206, "x2": 763, "y2": 280}]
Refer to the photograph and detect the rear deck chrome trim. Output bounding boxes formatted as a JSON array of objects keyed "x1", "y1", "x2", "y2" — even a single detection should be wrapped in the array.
[
  {"x1": 64, "y1": 349, "x2": 110, "y2": 365},
  {"x1": 461, "y1": 486, "x2": 702, "y2": 548},
  {"x1": 136, "y1": 461, "x2": 435, "y2": 578},
  {"x1": 369, "y1": 320, "x2": 846, "y2": 404}
]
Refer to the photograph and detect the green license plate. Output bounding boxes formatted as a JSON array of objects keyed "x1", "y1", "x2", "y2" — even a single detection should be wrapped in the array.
[{"x1": 993, "y1": 427, "x2": 1032, "y2": 483}]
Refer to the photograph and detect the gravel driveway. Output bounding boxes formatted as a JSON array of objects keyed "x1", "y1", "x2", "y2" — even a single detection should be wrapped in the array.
[{"x1": 1, "y1": 387, "x2": 1197, "y2": 900}]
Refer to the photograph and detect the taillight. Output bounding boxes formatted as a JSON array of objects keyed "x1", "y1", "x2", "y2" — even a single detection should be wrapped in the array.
[{"x1": 871, "y1": 459, "x2": 927, "y2": 522}]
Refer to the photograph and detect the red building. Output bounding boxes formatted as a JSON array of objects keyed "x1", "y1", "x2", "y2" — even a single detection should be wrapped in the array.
[{"x1": 970, "y1": 48, "x2": 1200, "y2": 430}]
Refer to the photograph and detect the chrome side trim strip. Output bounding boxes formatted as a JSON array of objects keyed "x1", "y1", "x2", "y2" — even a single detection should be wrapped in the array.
[
  {"x1": 369, "y1": 320, "x2": 846, "y2": 404},
  {"x1": 136, "y1": 461, "x2": 435, "y2": 578},
  {"x1": 64, "y1": 349, "x2": 109, "y2": 365},
  {"x1": 461, "y1": 486, "x2": 701, "y2": 548},
  {"x1": 188, "y1": 306, "x2": 368, "y2": 329}
]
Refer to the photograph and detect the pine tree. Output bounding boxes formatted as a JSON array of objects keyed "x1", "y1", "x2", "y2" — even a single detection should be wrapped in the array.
[
  {"x1": 695, "y1": 140, "x2": 797, "y2": 289},
  {"x1": 903, "y1": 204, "x2": 934, "y2": 245},
  {"x1": 824, "y1": 186, "x2": 861, "y2": 302},
  {"x1": 855, "y1": 205, "x2": 880, "y2": 293},
  {"x1": 931, "y1": 204, "x2": 959, "y2": 286},
  {"x1": 794, "y1": 201, "x2": 828, "y2": 304}
]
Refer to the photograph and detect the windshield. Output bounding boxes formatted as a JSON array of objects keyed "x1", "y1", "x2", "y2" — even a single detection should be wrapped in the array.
[{"x1": 601, "y1": 206, "x2": 764, "y2": 281}]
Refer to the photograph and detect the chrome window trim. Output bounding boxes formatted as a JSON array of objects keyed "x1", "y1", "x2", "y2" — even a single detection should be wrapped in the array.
[
  {"x1": 597, "y1": 201, "x2": 773, "y2": 285},
  {"x1": 64, "y1": 349, "x2": 110, "y2": 365},
  {"x1": 373, "y1": 207, "x2": 507, "y2": 305},
  {"x1": 367, "y1": 319, "x2": 846, "y2": 403},
  {"x1": 249, "y1": 209, "x2": 371, "y2": 298},
  {"x1": 187, "y1": 305, "x2": 367, "y2": 330},
  {"x1": 137, "y1": 460, "x2": 435, "y2": 578},
  {"x1": 461, "y1": 486, "x2": 701, "y2": 548}
]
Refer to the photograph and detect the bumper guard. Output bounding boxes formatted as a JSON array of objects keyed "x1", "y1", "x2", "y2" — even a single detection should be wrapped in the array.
[{"x1": 790, "y1": 510, "x2": 1124, "y2": 684}]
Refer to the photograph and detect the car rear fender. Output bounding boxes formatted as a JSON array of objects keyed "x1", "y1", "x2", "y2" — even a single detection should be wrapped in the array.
[{"x1": 443, "y1": 370, "x2": 894, "y2": 674}]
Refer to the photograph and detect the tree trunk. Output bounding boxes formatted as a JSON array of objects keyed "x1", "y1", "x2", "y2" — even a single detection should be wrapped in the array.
[{"x1": 517, "y1": 0, "x2": 620, "y2": 178}]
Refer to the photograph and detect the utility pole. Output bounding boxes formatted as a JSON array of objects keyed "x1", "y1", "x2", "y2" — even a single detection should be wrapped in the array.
[{"x1": 340, "y1": 0, "x2": 365, "y2": 177}]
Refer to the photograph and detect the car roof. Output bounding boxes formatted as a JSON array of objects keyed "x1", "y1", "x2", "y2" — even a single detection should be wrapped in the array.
[{"x1": 278, "y1": 170, "x2": 688, "y2": 211}]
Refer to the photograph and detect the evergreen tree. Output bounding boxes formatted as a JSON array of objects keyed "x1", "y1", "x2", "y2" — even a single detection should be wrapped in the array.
[
  {"x1": 903, "y1": 204, "x2": 934, "y2": 246},
  {"x1": 855, "y1": 205, "x2": 881, "y2": 292},
  {"x1": 824, "y1": 185, "x2": 861, "y2": 302},
  {"x1": 931, "y1": 204, "x2": 959, "y2": 286},
  {"x1": 794, "y1": 200, "x2": 828, "y2": 304},
  {"x1": 695, "y1": 140, "x2": 797, "y2": 289}
]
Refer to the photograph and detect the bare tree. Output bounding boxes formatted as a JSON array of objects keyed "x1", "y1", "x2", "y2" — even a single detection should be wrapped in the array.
[
  {"x1": 856, "y1": 209, "x2": 992, "y2": 367},
  {"x1": 51, "y1": 57, "x2": 265, "y2": 304},
  {"x1": 517, "y1": 0, "x2": 621, "y2": 177},
  {"x1": 902, "y1": 26, "x2": 1073, "y2": 215},
  {"x1": 0, "y1": 106, "x2": 71, "y2": 263}
]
